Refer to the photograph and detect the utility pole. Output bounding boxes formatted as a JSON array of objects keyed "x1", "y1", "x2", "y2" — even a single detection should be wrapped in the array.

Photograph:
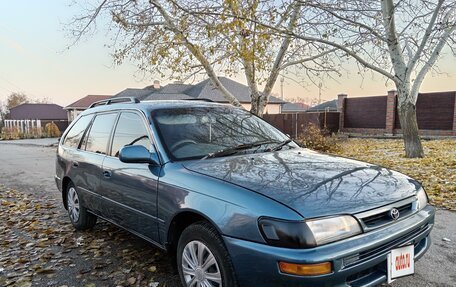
[
  {"x1": 318, "y1": 82, "x2": 322, "y2": 104},
  {"x1": 280, "y1": 77, "x2": 284, "y2": 100}
]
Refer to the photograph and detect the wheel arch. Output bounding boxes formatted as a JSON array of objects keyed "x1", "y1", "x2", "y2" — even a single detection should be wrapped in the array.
[
  {"x1": 165, "y1": 209, "x2": 223, "y2": 267},
  {"x1": 61, "y1": 176, "x2": 72, "y2": 210}
]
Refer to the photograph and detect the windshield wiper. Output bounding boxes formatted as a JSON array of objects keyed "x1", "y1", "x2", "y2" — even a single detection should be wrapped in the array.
[
  {"x1": 201, "y1": 140, "x2": 277, "y2": 160},
  {"x1": 266, "y1": 139, "x2": 293, "y2": 152}
]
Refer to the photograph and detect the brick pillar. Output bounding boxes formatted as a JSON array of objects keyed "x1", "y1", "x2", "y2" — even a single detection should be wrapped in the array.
[
  {"x1": 337, "y1": 93, "x2": 348, "y2": 132},
  {"x1": 385, "y1": 90, "x2": 397, "y2": 135}
]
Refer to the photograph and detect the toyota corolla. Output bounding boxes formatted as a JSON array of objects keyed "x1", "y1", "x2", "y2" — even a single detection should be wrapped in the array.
[{"x1": 55, "y1": 98, "x2": 435, "y2": 287}]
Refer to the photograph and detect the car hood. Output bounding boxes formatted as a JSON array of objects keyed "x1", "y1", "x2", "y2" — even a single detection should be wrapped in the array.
[{"x1": 183, "y1": 148, "x2": 420, "y2": 218}]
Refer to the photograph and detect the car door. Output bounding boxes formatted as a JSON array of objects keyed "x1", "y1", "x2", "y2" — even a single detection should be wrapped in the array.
[
  {"x1": 78, "y1": 112, "x2": 118, "y2": 213},
  {"x1": 59, "y1": 114, "x2": 98, "y2": 208},
  {"x1": 99, "y1": 111, "x2": 161, "y2": 242}
]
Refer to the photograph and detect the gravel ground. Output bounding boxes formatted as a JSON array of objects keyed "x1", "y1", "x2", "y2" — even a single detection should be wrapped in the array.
[
  {"x1": 0, "y1": 142, "x2": 454, "y2": 287},
  {"x1": 0, "y1": 138, "x2": 59, "y2": 147}
]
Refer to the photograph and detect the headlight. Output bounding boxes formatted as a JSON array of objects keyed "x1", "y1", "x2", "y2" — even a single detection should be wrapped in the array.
[
  {"x1": 258, "y1": 218, "x2": 316, "y2": 248},
  {"x1": 258, "y1": 215, "x2": 362, "y2": 248},
  {"x1": 306, "y1": 216, "x2": 362, "y2": 245},
  {"x1": 416, "y1": 188, "x2": 428, "y2": 210}
]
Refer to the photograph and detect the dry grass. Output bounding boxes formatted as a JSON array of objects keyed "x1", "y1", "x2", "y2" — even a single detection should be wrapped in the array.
[{"x1": 331, "y1": 138, "x2": 456, "y2": 211}]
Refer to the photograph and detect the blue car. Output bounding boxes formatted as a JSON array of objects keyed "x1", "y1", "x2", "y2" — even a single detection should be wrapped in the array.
[{"x1": 55, "y1": 98, "x2": 434, "y2": 287}]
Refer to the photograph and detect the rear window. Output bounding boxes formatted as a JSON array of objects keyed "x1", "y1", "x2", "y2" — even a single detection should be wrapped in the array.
[
  {"x1": 62, "y1": 114, "x2": 94, "y2": 148},
  {"x1": 84, "y1": 113, "x2": 118, "y2": 154}
]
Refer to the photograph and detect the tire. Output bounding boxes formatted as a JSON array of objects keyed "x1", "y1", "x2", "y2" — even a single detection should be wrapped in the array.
[
  {"x1": 66, "y1": 182, "x2": 97, "y2": 230},
  {"x1": 177, "y1": 221, "x2": 238, "y2": 287}
]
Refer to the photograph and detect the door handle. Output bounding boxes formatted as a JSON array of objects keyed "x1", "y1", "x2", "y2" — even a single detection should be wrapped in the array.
[
  {"x1": 72, "y1": 161, "x2": 79, "y2": 167},
  {"x1": 103, "y1": 170, "x2": 112, "y2": 178}
]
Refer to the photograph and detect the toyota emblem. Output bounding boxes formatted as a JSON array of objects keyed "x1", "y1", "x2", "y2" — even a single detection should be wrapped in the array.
[{"x1": 390, "y1": 208, "x2": 400, "y2": 220}]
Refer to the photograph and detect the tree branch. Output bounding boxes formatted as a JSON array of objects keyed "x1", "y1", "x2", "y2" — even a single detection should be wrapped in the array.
[
  {"x1": 410, "y1": 20, "x2": 456, "y2": 103},
  {"x1": 262, "y1": 1, "x2": 301, "y2": 97},
  {"x1": 279, "y1": 47, "x2": 337, "y2": 70},
  {"x1": 408, "y1": 0, "x2": 445, "y2": 72},
  {"x1": 149, "y1": 0, "x2": 241, "y2": 107},
  {"x1": 381, "y1": 0, "x2": 407, "y2": 83}
]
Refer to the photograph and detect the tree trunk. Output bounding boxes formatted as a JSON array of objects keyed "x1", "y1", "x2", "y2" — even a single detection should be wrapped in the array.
[
  {"x1": 397, "y1": 101, "x2": 424, "y2": 158},
  {"x1": 250, "y1": 91, "x2": 261, "y2": 116}
]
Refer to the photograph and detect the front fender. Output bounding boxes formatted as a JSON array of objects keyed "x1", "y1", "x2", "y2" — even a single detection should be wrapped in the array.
[{"x1": 157, "y1": 163, "x2": 303, "y2": 245}]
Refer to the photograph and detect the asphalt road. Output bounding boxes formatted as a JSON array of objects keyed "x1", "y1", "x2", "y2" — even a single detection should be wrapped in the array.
[{"x1": 0, "y1": 142, "x2": 455, "y2": 287}]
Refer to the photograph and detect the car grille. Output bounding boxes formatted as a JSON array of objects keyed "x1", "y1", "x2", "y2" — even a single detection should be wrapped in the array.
[
  {"x1": 346, "y1": 261, "x2": 386, "y2": 286},
  {"x1": 361, "y1": 202, "x2": 413, "y2": 228},
  {"x1": 343, "y1": 223, "x2": 429, "y2": 268}
]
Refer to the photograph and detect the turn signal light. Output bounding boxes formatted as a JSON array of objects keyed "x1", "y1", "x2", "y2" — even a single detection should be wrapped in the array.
[{"x1": 278, "y1": 261, "x2": 332, "y2": 276}]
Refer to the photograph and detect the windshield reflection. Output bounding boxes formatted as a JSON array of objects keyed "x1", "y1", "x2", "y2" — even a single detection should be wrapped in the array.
[{"x1": 152, "y1": 107, "x2": 293, "y2": 160}]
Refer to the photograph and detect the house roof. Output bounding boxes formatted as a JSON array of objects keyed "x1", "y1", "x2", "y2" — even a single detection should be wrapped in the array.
[
  {"x1": 156, "y1": 83, "x2": 194, "y2": 94},
  {"x1": 110, "y1": 77, "x2": 285, "y2": 105},
  {"x1": 142, "y1": 77, "x2": 284, "y2": 104},
  {"x1": 184, "y1": 77, "x2": 285, "y2": 103},
  {"x1": 112, "y1": 88, "x2": 154, "y2": 101},
  {"x1": 65, "y1": 95, "x2": 111, "y2": 109},
  {"x1": 307, "y1": 99, "x2": 338, "y2": 112},
  {"x1": 144, "y1": 93, "x2": 195, "y2": 101},
  {"x1": 9, "y1": 103, "x2": 67, "y2": 120},
  {"x1": 282, "y1": 102, "x2": 309, "y2": 113}
]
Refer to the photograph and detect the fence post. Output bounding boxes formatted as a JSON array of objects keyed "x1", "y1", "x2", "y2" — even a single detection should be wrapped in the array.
[
  {"x1": 295, "y1": 113, "x2": 298, "y2": 138},
  {"x1": 386, "y1": 90, "x2": 397, "y2": 135},
  {"x1": 453, "y1": 92, "x2": 456, "y2": 136},
  {"x1": 337, "y1": 94, "x2": 348, "y2": 132}
]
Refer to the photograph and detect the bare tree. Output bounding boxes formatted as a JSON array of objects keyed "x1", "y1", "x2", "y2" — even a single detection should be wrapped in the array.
[
  {"x1": 282, "y1": 0, "x2": 456, "y2": 158},
  {"x1": 68, "y1": 0, "x2": 337, "y2": 116},
  {"x1": 5, "y1": 92, "x2": 30, "y2": 113}
]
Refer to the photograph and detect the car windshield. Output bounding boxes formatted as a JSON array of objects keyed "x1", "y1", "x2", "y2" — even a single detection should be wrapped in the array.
[{"x1": 152, "y1": 107, "x2": 294, "y2": 160}]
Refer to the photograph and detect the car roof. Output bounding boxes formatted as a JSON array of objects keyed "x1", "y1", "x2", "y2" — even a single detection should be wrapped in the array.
[{"x1": 79, "y1": 100, "x2": 237, "y2": 116}]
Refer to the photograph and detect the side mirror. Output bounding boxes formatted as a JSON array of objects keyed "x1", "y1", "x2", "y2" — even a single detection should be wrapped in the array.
[{"x1": 119, "y1": 145, "x2": 159, "y2": 165}]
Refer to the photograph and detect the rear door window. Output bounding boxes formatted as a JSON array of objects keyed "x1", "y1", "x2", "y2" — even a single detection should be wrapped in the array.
[
  {"x1": 62, "y1": 114, "x2": 94, "y2": 148},
  {"x1": 84, "y1": 113, "x2": 118, "y2": 154},
  {"x1": 110, "y1": 112, "x2": 151, "y2": 157}
]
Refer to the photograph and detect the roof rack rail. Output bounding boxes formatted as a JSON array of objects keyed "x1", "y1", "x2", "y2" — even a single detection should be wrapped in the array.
[
  {"x1": 89, "y1": 97, "x2": 140, "y2": 108},
  {"x1": 184, "y1": 98, "x2": 214, "y2": 102}
]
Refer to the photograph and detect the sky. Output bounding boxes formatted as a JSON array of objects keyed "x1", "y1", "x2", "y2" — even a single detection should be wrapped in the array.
[{"x1": 0, "y1": 1, "x2": 455, "y2": 107}]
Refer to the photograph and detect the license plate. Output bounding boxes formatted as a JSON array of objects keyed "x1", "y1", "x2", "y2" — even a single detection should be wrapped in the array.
[{"x1": 387, "y1": 245, "x2": 415, "y2": 283}]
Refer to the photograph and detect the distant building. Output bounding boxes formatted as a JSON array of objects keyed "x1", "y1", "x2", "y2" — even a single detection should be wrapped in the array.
[
  {"x1": 281, "y1": 102, "x2": 309, "y2": 113},
  {"x1": 307, "y1": 99, "x2": 338, "y2": 112},
  {"x1": 112, "y1": 77, "x2": 285, "y2": 114},
  {"x1": 5, "y1": 103, "x2": 68, "y2": 132},
  {"x1": 65, "y1": 95, "x2": 111, "y2": 121}
]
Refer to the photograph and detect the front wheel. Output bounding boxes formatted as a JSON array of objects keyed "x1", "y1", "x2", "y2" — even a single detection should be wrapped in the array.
[
  {"x1": 177, "y1": 222, "x2": 238, "y2": 287},
  {"x1": 66, "y1": 182, "x2": 97, "y2": 230}
]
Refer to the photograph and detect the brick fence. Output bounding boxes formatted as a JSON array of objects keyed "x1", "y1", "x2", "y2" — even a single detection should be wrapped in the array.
[
  {"x1": 338, "y1": 91, "x2": 456, "y2": 136},
  {"x1": 263, "y1": 111, "x2": 339, "y2": 138}
]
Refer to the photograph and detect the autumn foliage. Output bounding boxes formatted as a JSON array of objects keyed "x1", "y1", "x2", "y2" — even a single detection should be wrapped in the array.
[
  {"x1": 333, "y1": 139, "x2": 456, "y2": 211},
  {"x1": 295, "y1": 123, "x2": 341, "y2": 153},
  {"x1": 44, "y1": 122, "x2": 61, "y2": 138}
]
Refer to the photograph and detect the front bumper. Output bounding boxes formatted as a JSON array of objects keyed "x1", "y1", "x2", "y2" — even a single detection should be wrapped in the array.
[
  {"x1": 54, "y1": 175, "x2": 62, "y2": 192},
  {"x1": 224, "y1": 205, "x2": 435, "y2": 287}
]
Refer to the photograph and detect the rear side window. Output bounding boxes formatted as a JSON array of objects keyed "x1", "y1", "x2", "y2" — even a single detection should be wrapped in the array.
[
  {"x1": 63, "y1": 114, "x2": 94, "y2": 148},
  {"x1": 84, "y1": 113, "x2": 117, "y2": 154},
  {"x1": 110, "y1": 112, "x2": 150, "y2": 157}
]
